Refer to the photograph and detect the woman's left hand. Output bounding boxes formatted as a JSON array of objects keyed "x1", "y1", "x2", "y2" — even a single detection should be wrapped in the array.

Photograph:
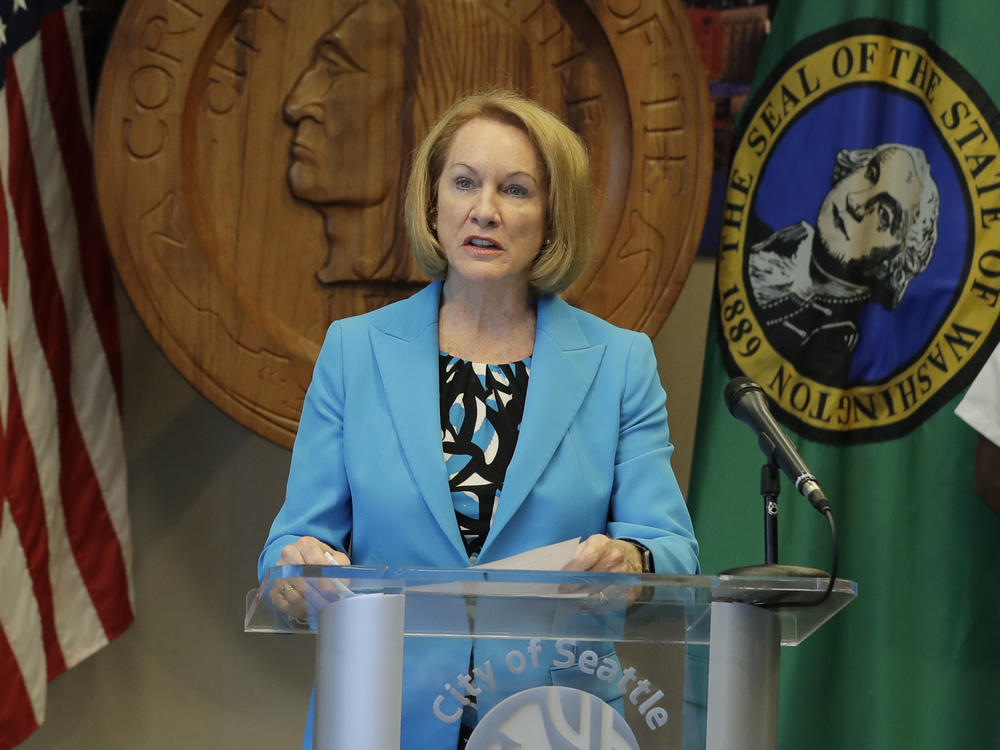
[{"x1": 562, "y1": 534, "x2": 643, "y2": 574}]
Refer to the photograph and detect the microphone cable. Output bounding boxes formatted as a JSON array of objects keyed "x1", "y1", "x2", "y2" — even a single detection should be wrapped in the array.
[{"x1": 814, "y1": 506, "x2": 838, "y2": 607}]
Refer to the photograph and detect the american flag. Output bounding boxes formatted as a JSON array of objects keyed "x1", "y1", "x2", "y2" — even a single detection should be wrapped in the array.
[{"x1": 0, "y1": 1, "x2": 132, "y2": 746}]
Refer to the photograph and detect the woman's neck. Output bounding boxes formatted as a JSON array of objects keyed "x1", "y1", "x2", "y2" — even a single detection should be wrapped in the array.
[{"x1": 438, "y1": 278, "x2": 537, "y2": 363}]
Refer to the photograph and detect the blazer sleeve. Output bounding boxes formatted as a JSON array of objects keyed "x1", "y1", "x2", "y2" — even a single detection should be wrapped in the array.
[
  {"x1": 606, "y1": 332, "x2": 700, "y2": 574},
  {"x1": 257, "y1": 322, "x2": 353, "y2": 582}
]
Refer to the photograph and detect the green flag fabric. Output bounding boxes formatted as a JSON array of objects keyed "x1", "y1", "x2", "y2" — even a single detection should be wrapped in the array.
[{"x1": 689, "y1": 2, "x2": 1000, "y2": 748}]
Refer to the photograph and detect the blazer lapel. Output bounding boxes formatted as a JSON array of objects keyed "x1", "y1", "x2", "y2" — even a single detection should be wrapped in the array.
[
  {"x1": 481, "y1": 295, "x2": 605, "y2": 558},
  {"x1": 369, "y1": 282, "x2": 467, "y2": 560}
]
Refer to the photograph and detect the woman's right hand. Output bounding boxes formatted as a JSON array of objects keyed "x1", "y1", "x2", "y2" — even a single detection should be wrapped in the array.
[{"x1": 268, "y1": 536, "x2": 351, "y2": 620}]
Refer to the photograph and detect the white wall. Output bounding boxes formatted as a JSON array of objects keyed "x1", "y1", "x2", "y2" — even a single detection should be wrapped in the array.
[{"x1": 18, "y1": 256, "x2": 715, "y2": 749}]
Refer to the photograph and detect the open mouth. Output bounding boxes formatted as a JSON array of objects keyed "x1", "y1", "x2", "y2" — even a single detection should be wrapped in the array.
[{"x1": 465, "y1": 237, "x2": 503, "y2": 251}]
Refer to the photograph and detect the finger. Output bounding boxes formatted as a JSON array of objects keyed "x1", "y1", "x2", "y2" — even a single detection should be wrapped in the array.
[
  {"x1": 276, "y1": 536, "x2": 337, "y2": 566},
  {"x1": 276, "y1": 538, "x2": 342, "y2": 601},
  {"x1": 310, "y1": 547, "x2": 351, "y2": 597},
  {"x1": 562, "y1": 535, "x2": 605, "y2": 572},
  {"x1": 595, "y1": 542, "x2": 627, "y2": 573},
  {"x1": 291, "y1": 537, "x2": 334, "y2": 566},
  {"x1": 269, "y1": 579, "x2": 308, "y2": 620},
  {"x1": 276, "y1": 540, "x2": 308, "y2": 566},
  {"x1": 277, "y1": 536, "x2": 325, "y2": 567},
  {"x1": 322, "y1": 549, "x2": 351, "y2": 566},
  {"x1": 281, "y1": 544, "x2": 312, "y2": 604},
  {"x1": 560, "y1": 537, "x2": 610, "y2": 597},
  {"x1": 270, "y1": 537, "x2": 344, "y2": 619},
  {"x1": 585, "y1": 537, "x2": 639, "y2": 574},
  {"x1": 300, "y1": 538, "x2": 340, "y2": 565},
  {"x1": 277, "y1": 575, "x2": 338, "y2": 621},
  {"x1": 610, "y1": 540, "x2": 643, "y2": 574},
  {"x1": 297, "y1": 578, "x2": 339, "y2": 615}
]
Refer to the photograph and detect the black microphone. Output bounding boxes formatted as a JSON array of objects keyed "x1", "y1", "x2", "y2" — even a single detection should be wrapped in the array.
[{"x1": 724, "y1": 376, "x2": 831, "y2": 515}]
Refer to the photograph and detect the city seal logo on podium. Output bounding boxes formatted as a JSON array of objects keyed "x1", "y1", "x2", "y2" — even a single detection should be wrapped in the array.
[
  {"x1": 718, "y1": 18, "x2": 1000, "y2": 444},
  {"x1": 94, "y1": 0, "x2": 711, "y2": 447},
  {"x1": 466, "y1": 686, "x2": 640, "y2": 750}
]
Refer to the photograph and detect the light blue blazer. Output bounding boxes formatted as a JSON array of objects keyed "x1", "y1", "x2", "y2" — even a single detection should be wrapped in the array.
[
  {"x1": 260, "y1": 280, "x2": 697, "y2": 574},
  {"x1": 258, "y1": 280, "x2": 699, "y2": 747}
]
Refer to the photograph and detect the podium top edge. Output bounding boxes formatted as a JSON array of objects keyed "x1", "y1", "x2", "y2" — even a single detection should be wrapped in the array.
[{"x1": 259, "y1": 564, "x2": 858, "y2": 595}]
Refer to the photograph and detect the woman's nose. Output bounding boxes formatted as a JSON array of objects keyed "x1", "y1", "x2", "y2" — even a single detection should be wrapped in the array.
[{"x1": 471, "y1": 188, "x2": 500, "y2": 226}]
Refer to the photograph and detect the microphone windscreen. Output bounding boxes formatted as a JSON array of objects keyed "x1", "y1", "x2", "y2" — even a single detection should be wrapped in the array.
[{"x1": 724, "y1": 376, "x2": 762, "y2": 415}]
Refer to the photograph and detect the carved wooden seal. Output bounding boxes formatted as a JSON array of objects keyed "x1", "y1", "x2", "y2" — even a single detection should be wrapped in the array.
[{"x1": 95, "y1": 0, "x2": 712, "y2": 447}]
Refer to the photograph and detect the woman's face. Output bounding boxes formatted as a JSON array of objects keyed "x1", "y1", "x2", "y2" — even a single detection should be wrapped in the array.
[{"x1": 435, "y1": 117, "x2": 548, "y2": 293}]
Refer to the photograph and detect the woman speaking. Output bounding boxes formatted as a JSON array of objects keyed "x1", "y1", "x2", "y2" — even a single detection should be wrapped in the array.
[{"x1": 258, "y1": 89, "x2": 699, "y2": 748}]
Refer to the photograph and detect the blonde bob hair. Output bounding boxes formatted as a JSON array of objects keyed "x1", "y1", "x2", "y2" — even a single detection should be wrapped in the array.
[{"x1": 404, "y1": 90, "x2": 594, "y2": 295}]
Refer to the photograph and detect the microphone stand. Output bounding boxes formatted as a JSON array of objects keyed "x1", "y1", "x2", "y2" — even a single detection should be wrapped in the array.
[
  {"x1": 719, "y1": 376, "x2": 840, "y2": 607},
  {"x1": 720, "y1": 449, "x2": 829, "y2": 588},
  {"x1": 762, "y1": 458, "x2": 780, "y2": 565}
]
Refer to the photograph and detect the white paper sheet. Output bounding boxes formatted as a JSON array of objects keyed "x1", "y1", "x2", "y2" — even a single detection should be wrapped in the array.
[{"x1": 473, "y1": 537, "x2": 581, "y2": 571}]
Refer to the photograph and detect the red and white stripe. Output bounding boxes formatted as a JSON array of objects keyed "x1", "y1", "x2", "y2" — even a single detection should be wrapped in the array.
[{"x1": 0, "y1": 3, "x2": 133, "y2": 746}]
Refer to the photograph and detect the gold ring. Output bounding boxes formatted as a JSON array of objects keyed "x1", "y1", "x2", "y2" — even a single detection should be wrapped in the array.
[{"x1": 280, "y1": 584, "x2": 295, "y2": 595}]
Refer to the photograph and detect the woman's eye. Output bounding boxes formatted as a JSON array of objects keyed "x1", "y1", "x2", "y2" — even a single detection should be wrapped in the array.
[
  {"x1": 506, "y1": 185, "x2": 528, "y2": 197},
  {"x1": 455, "y1": 177, "x2": 474, "y2": 190}
]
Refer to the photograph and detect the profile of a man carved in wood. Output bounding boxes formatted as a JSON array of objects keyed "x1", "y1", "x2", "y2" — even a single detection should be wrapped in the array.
[
  {"x1": 95, "y1": 0, "x2": 712, "y2": 446},
  {"x1": 282, "y1": 0, "x2": 532, "y2": 287}
]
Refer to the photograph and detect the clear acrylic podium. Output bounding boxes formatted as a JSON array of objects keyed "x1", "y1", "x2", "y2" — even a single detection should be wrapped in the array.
[{"x1": 246, "y1": 566, "x2": 855, "y2": 750}]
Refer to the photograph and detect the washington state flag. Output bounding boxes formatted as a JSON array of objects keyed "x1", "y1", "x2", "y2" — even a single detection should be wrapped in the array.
[{"x1": 689, "y1": 1, "x2": 1000, "y2": 748}]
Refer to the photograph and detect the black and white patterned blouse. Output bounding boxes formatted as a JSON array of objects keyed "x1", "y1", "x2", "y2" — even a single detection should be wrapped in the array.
[{"x1": 439, "y1": 352, "x2": 530, "y2": 560}]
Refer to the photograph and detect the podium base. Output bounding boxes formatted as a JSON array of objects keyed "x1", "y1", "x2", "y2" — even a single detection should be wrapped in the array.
[
  {"x1": 716, "y1": 565, "x2": 833, "y2": 608},
  {"x1": 719, "y1": 563, "x2": 829, "y2": 577}
]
